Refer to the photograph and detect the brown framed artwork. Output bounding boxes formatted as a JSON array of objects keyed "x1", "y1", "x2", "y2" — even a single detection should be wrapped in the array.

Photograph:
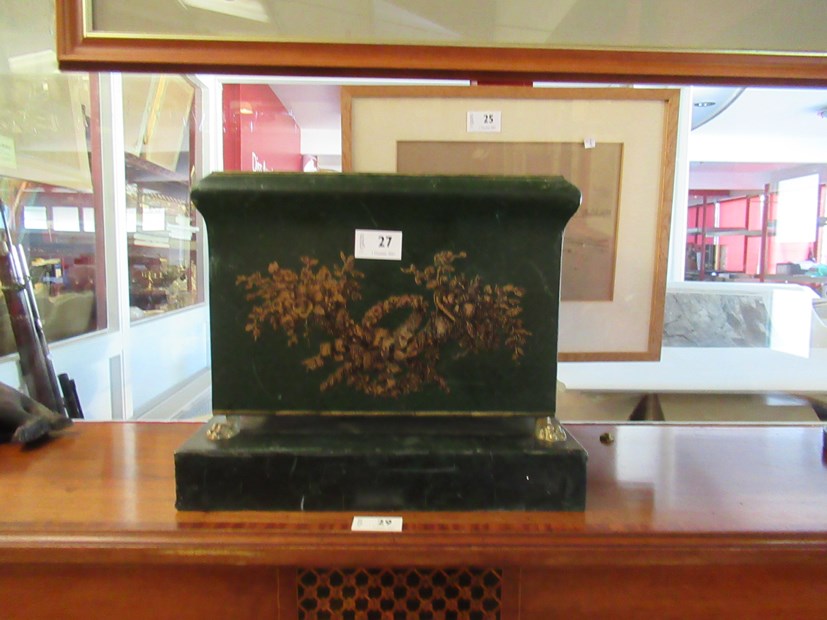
[
  {"x1": 342, "y1": 86, "x2": 679, "y2": 362},
  {"x1": 122, "y1": 75, "x2": 195, "y2": 173},
  {"x1": 58, "y1": 1, "x2": 827, "y2": 85},
  {"x1": 0, "y1": 73, "x2": 92, "y2": 193}
]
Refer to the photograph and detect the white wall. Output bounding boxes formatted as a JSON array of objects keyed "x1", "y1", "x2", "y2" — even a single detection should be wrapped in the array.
[
  {"x1": 689, "y1": 88, "x2": 827, "y2": 164},
  {"x1": 0, "y1": 333, "x2": 114, "y2": 420},
  {"x1": 559, "y1": 347, "x2": 827, "y2": 394},
  {"x1": 0, "y1": 303, "x2": 211, "y2": 420},
  {"x1": 129, "y1": 305, "x2": 210, "y2": 414}
]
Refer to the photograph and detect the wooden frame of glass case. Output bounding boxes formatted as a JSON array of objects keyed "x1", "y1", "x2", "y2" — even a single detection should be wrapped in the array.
[{"x1": 58, "y1": 1, "x2": 827, "y2": 85}]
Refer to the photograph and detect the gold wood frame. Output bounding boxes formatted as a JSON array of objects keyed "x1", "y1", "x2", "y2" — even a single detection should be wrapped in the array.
[
  {"x1": 58, "y1": 1, "x2": 827, "y2": 85},
  {"x1": 343, "y1": 86, "x2": 679, "y2": 362}
]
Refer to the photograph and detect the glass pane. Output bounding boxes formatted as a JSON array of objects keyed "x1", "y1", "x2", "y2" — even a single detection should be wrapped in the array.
[
  {"x1": 685, "y1": 170, "x2": 827, "y2": 294},
  {"x1": 122, "y1": 74, "x2": 202, "y2": 319},
  {"x1": 88, "y1": 0, "x2": 827, "y2": 54},
  {"x1": 0, "y1": 72, "x2": 104, "y2": 357}
]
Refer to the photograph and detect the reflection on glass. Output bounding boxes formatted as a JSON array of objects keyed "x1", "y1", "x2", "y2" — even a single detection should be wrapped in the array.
[
  {"x1": 88, "y1": 0, "x2": 827, "y2": 54},
  {"x1": 0, "y1": 73, "x2": 103, "y2": 357},
  {"x1": 52, "y1": 206, "x2": 82, "y2": 232},
  {"x1": 685, "y1": 173, "x2": 827, "y2": 296},
  {"x1": 776, "y1": 174, "x2": 820, "y2": 243},
  {"x1": 122, "y1": 75, "x2": 201, "y2": 319}
]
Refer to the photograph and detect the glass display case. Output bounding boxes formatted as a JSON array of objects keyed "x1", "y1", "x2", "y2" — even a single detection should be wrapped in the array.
[
  {"x1": 122, "y1": 75, "x2": 202, "y2": 319},
  {"x1": 686, "y1": 179, "x2": 827, "y2": 297},
  {"x1": 0, "y1": 73, "x2": 102, "y2": 355}
]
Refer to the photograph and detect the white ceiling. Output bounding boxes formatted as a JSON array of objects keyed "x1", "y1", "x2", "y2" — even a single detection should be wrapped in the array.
[
  {"x1": 268, "y1": 77, "x2": 468, "y2": 132},
  {"x1": 689, "y1": 86, "x2": 827, "y2": 190},
  {"x1": 690, "y1": 86, "x2": 827, "y2": 162},
  {"x1": 269, "y1": 83, "x2": 342, "y2": 132}
]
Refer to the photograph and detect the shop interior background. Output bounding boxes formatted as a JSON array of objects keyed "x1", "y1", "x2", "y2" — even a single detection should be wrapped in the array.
[{"x1": 2, "y1": 0, "x2": 827, "y2": 423}]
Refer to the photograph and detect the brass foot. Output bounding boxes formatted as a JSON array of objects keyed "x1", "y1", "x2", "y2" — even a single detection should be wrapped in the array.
[
  {"x1": 535, "y1": 416, "x2": 567, "y2": 444},
  {"x1": 206, "y1": 417, "x2": 240, "y2": 441}
]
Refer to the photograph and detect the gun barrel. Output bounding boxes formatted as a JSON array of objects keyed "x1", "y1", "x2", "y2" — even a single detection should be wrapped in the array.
[{"x1": 0, "y1": 202, "x2": 68, "y2": 416}]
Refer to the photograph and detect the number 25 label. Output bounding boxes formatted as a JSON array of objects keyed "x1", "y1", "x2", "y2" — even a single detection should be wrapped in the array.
[{"x1": 467, "y1": 111, "x2": 501, "y2": 133}]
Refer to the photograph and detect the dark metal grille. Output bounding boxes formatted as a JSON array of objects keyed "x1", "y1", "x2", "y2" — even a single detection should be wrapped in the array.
[{"x1": 297, "y1": 567, "x2": 502, "y2": 620}]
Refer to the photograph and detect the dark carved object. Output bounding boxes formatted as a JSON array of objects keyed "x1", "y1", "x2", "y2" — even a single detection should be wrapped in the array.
[
  {"x1": 176, "y1": 173, "x2": 585, "y2": 511},
  {"x1": 0, "y1": 200, "x2": 83, "y2": 420},
  {"x1": 0, "y1": 381, "x2": 72, "y2": 444},
  {"x1": 0, "y1": 202, "x2": 66, "y2": 416}
]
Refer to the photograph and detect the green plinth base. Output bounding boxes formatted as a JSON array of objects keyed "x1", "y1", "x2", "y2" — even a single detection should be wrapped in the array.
[{"x1": 174, "y1": 416, "x2": 587, "y2": 512}]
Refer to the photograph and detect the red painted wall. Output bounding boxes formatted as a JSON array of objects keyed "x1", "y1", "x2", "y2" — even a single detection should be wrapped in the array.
[
  {"x1": 687, "y1": 190, "x2": 822, "y2": 276},
  {"x1": 223, "y1": 84, "x2": 302, "y2": 172}
]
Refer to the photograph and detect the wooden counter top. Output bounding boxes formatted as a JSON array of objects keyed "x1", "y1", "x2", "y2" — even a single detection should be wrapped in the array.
[{"x1": 1, "y1": 421, "x2": 826, "y2": 568}]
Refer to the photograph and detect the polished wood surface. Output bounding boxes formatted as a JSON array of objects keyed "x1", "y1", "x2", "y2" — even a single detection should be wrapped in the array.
[
  {"x1": 1, "y1": 422, "x2": 826, "y2": 563},
  {"x1": 2, "y1": 422, "x2": 826, "y2": 618},
  {"x1": 0, "y1": 564, "x2": 280, "y2": 620},
  {"x1": 57, "y1": 1, "x2": 827, "y2": 85}
]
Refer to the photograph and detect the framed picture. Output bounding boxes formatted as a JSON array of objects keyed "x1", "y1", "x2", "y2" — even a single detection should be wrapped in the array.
[
  {"x1": 342, "y1": 86, "x2": 680, "y2": 361},
  {"x1": 123, "y1": 75, "x2": 195, "y2": 173},
  {"x1": 0, "y1": 74, "x2": 92, "y2": 193},
  {"x1": 58, "y1": 1, "x2": 827, "y2": 84}
]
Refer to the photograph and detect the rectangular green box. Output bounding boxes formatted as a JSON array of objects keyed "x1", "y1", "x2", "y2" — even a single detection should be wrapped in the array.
[{"x1": 193, "y1": 173, "x2": 580, "y2": 417}]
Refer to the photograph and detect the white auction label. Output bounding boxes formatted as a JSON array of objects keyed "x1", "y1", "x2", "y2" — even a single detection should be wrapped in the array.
[
  {"x1": 354, "y1": 229, "x2": 403, "y2": 261},
  {"x1": 467, "y1": 110, "x2": 501, "y2": 133},
  {"x1": 351, "y1": 516, "x2": 403, "y2": 532}
]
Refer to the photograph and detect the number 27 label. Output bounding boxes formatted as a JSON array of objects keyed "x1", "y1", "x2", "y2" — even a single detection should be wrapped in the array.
[{"x1": 355, "y1": 229, "x2": 403, "y2": 261}]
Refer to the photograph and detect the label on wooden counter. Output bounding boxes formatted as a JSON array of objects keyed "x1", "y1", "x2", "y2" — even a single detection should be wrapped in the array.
[{"x1": 351, "y1": 516, "x2": 403, "y2": 532}]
